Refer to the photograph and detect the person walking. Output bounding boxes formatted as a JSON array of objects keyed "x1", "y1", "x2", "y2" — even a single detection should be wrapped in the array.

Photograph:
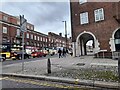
[
  {"x1": 62, "y1": 48, "x2": 66, "y2": 57},
  {"x1": 58, "y1": 48, "x2": 62, "y2": 58}
]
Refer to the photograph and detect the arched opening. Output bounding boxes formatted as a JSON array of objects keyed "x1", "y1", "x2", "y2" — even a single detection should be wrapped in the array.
[
  {"x1": 114, "y1": 29, "x2": 120, "y2": 51},
  {"x1": 86, "y1": 40, "x2": 94, "y2": 55},
  {"x1": 76, "y1": 32, "x2": 97, "y2": 56}
]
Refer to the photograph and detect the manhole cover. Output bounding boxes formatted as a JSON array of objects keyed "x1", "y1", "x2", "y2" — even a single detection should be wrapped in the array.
[{"x1": 76, "y1": 63, "x2": 85, "y2": 66}]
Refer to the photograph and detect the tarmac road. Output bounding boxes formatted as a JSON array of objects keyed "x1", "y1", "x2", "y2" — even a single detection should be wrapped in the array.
[
  {"x1": 2, "y1": 55, "x2": 58, "y2": 66},
  {"x1": 0, "y1": 76, "x2": 89, "y2": 90}
]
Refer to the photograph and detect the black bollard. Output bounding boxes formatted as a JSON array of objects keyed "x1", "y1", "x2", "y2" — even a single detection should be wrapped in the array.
[
  {"x1": 47, "y1": 58, "x2": 51, "y2": 74},
  {"x1": 118, "y1": 57, "x2": 120, "y2": 82}
]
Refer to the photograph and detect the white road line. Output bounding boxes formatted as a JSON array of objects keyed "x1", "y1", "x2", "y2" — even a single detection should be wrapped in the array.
[{"x1": 0, "y1": 77, "x2": 8, "y2": 80}]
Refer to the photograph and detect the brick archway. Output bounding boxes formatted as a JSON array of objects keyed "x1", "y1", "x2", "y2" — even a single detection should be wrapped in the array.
[
  {"x1": 109, "y1": 27, "x2": 120, "y2": 52},
  {"x1": 75, "y1": 31, "x2": 100, "y2": 56}
]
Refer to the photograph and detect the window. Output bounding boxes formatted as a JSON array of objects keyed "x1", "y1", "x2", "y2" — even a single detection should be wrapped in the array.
[
  {"x1": 37, "y1": 43, "x2": 40, "y2": 46},
  {"x1": 31, "y1": 26, "x2": 33, "y2": 30},
  {"x1": 43, "y1": 38, "x2": 45, "y2": 42},
  {"x1": 27, "y1": 33, "x2": 29, "y2": 38},
  {"x1": 34, "y1": 35, "x2": 36, "y2": 40},
  {"x1": 79, "y1": 0, "x2": 87, "y2": 4},
  {"x1": 3, "y1": 16, "x2": 8, "y2": 21},
  {"x1": 41, "y1": 37, "x2": 42, "y2": 41},
  {"x1": 38, "y1": 36, "x2": 40, "y2": 41},
  {"x1": 31, "y1": 34, "x2": 33, "y2": 39},
  {"x1": 27, "y1": 25, "x2": 30, "y2": 29},
  {"x1": 17, "y1": 29, "x2": 20, "y2": 36},
  {"x1": 16, "y1": 40, "x2": 20, "y2": 44},
  {"x1": 3, "y1": 27, "x2": 7, "y2": 34},
  {"x1": 94, "y1": 8, "x2": 104, "y2": 22},
  {"x1": 2, "y1": 37, "x2": 7, "y2": 43},
  {"x1": 27, "y1": 42, "x2": 29, "y2": 45},
  {"x1": 80, "y1": 12, "x2": 89, "y2": 25},
  {"x1": 49, "y1": 38, "x2": 51, "y2": 42},
  {"x1": 46, "y1": 38, "x2": 47, "y2": 42},
  {"x1": 17, "y1": 20, "x2": 20, "y2": 25}
]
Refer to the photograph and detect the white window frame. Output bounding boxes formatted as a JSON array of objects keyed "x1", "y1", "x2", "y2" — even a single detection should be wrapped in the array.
[
  {"x1": 31, "y1": 26, "x2": 33, "y2": 30},
  {"x1": 41, "y1": 37, "x2": 42, "y2": 41},
  {"x1": 27, "y1": 33, "x2": 29, "y2": 38},
  {"x1": 46, "y1": 38, "x2": 47, "y2": 42},
  {"x1": 38, "y1": 36, "x2": 40, "y2": 41},
  {"x1": 17, "y1": 29, "x2": 20, "y2": 36},
  {"x1": 34, "y1": 35, "x2": 36, "y2": 40},
  {"x1": 27, "y1": 25, "x2": 30, "y2": 29},
  {"x1": 94, "y1": 8, "x2": 104, "y2": 22},
  {"x1": 37, "y1": 43, "x2": 40, "y2": 46},
  {"x1": 31, "y1": 34, "x2": 33, "y2": 39},
  {"x1": 3, "y1": 27, "x2": 7, "y2": 34},
  {"x1": 80, "y1": 12, "x2": 89, "y2": 25},
  {"x1": 3, "y1": 16, "x2": 8, "y2": 21},
  {"x1": 17, "y1": 20, "x2": 20, "y2": 25},
  {"x1": 79, "y1": 0, "x2": 87, "y2": 4},
  {"x1": 27, "y1": 42, "x2": 29, "y2": 45}
]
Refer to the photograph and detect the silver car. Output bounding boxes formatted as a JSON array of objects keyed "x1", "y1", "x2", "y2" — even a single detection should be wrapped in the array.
[{"x1": 0, "y1": 56, "x2": 5, "y2": 62}]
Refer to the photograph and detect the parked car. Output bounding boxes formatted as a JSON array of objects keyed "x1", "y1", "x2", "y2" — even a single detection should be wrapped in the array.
[
  {"x1": 31, "y1": 51, "x2": 46, "y2": 58},
  {"x1": 13, "y1": 52, "x2": 31, "y2": 60},
  {"x1": 0, "y1": 55, "x2": 6, "y2": 62}
]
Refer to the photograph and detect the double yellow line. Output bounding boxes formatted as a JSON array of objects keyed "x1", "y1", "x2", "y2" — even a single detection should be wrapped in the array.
[{"x1": 2, "y1": 77, "x2": 89, "y2": 89}]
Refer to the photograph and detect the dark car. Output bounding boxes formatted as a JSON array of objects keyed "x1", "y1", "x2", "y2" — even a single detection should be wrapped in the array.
[{"x1": 14, "y1": 52, "x2": 31, "y2": 60}]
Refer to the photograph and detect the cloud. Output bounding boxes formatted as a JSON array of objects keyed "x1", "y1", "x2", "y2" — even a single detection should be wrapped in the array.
[{"x1": 1, "y1": 1, "x2": 71, "y2": 37}]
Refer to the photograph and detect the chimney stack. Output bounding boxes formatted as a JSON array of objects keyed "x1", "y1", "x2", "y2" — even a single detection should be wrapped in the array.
[{"x1": 59, "y1": 33, "x2": 62, "y2": 37}]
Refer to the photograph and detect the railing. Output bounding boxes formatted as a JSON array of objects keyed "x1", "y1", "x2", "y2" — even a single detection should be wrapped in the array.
[{"x1": 112, "y1": 51, "x2": 120, "y2": 59}]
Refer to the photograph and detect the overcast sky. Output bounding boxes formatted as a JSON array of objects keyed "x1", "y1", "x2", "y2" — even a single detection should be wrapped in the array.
[{"x1": 1, "y1": 0, "x2": 71, "y2": 37}]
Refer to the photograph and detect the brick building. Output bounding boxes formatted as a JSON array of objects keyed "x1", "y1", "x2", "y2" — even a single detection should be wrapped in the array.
[
  {"x1": 0, "y1": 11, "x2": 48, "y2": 54},
  {"x1": 48, "y1": 32, "x2": 72, "y2": 50},
  {"x1": 70, "y1": 1, "x2": 120, "y2": 58},
  {"x1": 0, "y1": 11, "x2": 72, "y2": 55}
]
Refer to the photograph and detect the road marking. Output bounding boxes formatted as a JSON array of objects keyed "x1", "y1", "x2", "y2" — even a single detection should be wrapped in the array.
[
  {"x1": 4, "y1": 77, "x2": 83, "y2": 89},
  {"x1": 0, "y1": 77, "x2": 9, "y2": 80}
]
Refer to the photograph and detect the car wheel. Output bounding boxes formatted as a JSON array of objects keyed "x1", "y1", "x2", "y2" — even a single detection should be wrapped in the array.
[
  {"x1": 0, "y1": 59, "x2": 3, "y2": 62},
  {"x1": 44, "y1": 55, "x2": 46, "y2": 57}
]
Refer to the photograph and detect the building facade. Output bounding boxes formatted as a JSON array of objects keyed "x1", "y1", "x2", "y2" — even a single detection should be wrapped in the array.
[
  {"x1": 0, "y1": 11, "x2": 48, "y2": 54},
  {"x1": 0, "y1": 11, "x2": 72, "y2": 55},
  {"x1": 70, "y1": 1, "x2": 120, "y2": 58},
  {"x1": 48, "y1": 32, "x2": 72, "y2": 50}
]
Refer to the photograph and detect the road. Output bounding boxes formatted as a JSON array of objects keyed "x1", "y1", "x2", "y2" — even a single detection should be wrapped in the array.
[
  {"x1": 2, "y1": 55, "x2": 58, "y2": 66},
  {"x1": 0, "y1": 76, "x2": 87, "y2": 89}
]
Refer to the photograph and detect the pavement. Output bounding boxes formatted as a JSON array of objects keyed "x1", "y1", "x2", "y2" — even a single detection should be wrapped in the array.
[{"x1": 1, "y1": 55, "x2": 120, "y2": 89}]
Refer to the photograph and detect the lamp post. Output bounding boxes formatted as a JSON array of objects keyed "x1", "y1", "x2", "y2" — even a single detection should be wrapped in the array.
[{"x1": 62, "y1": 21, "x2": 67, "y2": 50}]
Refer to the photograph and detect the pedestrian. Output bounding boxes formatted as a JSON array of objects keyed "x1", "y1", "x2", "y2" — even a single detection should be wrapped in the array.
[
  {"x1": 58, "y1": 48, "x2": 62, "y2": 58},
  {"x1": 62, "y1": 48, "x2": 66, "y2": 57}
]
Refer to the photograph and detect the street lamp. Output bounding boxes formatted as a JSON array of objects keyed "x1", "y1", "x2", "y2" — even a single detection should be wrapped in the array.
[{"x1": 62, "y1": 21, "x2": 67, "y2": 50}]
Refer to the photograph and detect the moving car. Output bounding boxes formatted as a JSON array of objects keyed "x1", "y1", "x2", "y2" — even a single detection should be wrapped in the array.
[
  {"x1": 0, "y1": 52, "x2": 10, "y2": 59},
  {"x1": 13, "y1": 52, "x2": 31, "y2": 60},
  {"x1": 31, "y1": 51, "x2": 46, "y2": 58}
]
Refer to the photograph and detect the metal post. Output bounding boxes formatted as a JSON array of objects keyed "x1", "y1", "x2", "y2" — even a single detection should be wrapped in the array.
[
  {"x1": 65, "y1": 21, "x2": 67, "y2": 50},
  {"x1": 47, "y1": 58, "x2": 51, "y2": 74},
  {"x1": 118, "y1": 57, "x2": 120, "y2": 82},
  {"x1": 20, "y1": 15, "x2": 27, "y2": 73},
  {"x1": 62, "y1": 21, "x2": 67, "y2": 50},
  {"x1": 22, "y1": 31, "x2": 24, "y2": 72}
]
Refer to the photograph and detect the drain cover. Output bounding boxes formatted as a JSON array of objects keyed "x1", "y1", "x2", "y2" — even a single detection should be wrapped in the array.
[{"x1": 76, "y1": 63, "x2": 85, "y2": 66}]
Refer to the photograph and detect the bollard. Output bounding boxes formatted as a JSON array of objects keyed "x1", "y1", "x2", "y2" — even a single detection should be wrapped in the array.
[
  {"x1": 118, "y1": 57, "x2": 120, "y2": 82},
  {"x1": 47, "y1": 58, "x2": 51, "y2": 74}
]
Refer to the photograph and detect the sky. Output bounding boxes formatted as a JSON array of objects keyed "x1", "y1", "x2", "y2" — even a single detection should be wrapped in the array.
[{"x1": 1, "y1": 0, "x2": 71, "y2": 38}]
